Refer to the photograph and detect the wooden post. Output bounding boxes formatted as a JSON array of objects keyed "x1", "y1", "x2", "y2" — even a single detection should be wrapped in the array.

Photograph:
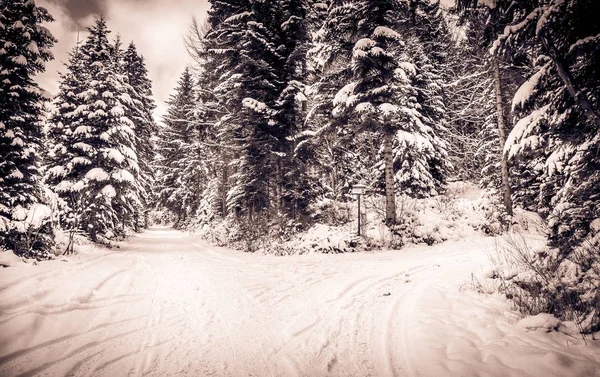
[
  {"x1": 358, "y1": 194, "x2": 361, "y2": 236},
  {"x1": 352, "y1": 183, "x2": 367, "y2": 236}
]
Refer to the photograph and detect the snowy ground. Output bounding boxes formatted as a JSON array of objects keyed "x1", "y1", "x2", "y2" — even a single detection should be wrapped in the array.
[{"x1": 1, "y1": 227, "x2": 599, "y2": 377}]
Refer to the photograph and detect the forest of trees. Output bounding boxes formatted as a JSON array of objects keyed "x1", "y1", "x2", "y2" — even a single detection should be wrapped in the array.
[
  {"x1": 1, "y1": 0, "x2": 599, "y2": 268},
  {"x1": 155, "y1": 0, "x2": 600, "y2": 256}
]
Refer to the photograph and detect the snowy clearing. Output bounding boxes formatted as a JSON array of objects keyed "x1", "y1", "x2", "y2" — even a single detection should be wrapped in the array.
[{"x1": 1, "y1": 227, "x2": 599, "y2": 377}]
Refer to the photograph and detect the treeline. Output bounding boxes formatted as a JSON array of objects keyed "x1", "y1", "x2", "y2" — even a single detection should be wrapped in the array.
[
  {"x1": 155, "y1": 0, "x2": 600, "y2": 254},
  {"x1": 0, "y1": 1, "x2": 156, "y2": 257}
]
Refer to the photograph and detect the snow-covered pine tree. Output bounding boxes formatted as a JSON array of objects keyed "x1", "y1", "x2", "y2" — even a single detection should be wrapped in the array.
[
  {"x1": 45, "y1": 42, "x2": 88, "y2": 253},
  {"x1": 190, "y1": 20, "x2": 236, "y2": 222},
  {"x1": 387, "y1": 39, "x2": 449, "y2": 198},
  {"x1": 175, "y1": 84, "x2": 211, "y2": 225},
  {"x1": 47, "y1": 18, "x2": 141, "y2": 243},
  {"x1": 0, "y1": 0, "x2": 56, "y2": 257},
  {"x1": 334, "y1": 0, "x2": 407, "y2": 225},
  {"x1": 497, "y1": 0, "x2": 600, "y2": 250},
  {"x1": 204, "y1": 0, "x2": 283, "y2": 220},
  {"x1": 321, "y1": 0, "x2": 449, "y2": 224},
  {"x1": 185, "y1": 16, "x2": 231, "y2": 221},
  {"x1": 273, "y1": 0, "x2": 322, "y2": 220},
  {"x1": 123, "y1": 42, "x2": 157, "y2": 229},
  {"x1": 155, "y1": 67, "x2": 196, "y2": 225},
  {"x1": 81, "y1": 19, "x2": 142, "y2": 240},
  {"x1": 409, "y1": 0, "x2": 451, "y2": 66},
  {"x1": 388, "y1": 1, "x2": 450, "y2": 198},
  {"x1": 308, "y1": 0, "x2": 380, "y2": 201}
]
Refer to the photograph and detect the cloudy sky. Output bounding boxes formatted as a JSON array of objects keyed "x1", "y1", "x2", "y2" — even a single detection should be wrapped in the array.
[
  {"x1": 36, "y1": 0, "x2": 211, "y2": 122},
  {"x1": 35, "y1": 0, "x2": 454, "y2": 123}
]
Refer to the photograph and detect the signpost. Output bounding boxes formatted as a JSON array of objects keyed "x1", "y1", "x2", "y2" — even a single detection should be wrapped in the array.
[{"x1": 351, "y1": 183, "x2": 367, "y2": 236}]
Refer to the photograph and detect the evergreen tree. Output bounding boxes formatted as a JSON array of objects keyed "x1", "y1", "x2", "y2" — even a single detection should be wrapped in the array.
[
  {"x1": 0, "y1": 0, "x2": 56, "y2": 256},
  {"x1": 319, "y1": 0, "x2": 448, "y2": 224},
  {"x1": 47, "y1": 18, "x2": 141, "y2": 243},
  {"x1": 205, "y1": 0, "x2": 283, "y2": 219},
  {"x1": 155, "y1": 67, "x2": 197, "y2": 224},
  {"x1": 273, "y1": 0, "x2": 321, "y2": 219},
  {"x1": 123, "y1": 42, "x2": 157, "y2": 228},
  {"x1": 194, "y1": 30, "x2": 234, "y2": 222},
  {"x1": 498, "y1": 0, "x2": 600, "y2": 249},
  {"x1": 389, "y1": 19, "x2": 449, "y2": 198},
  {"x1": 309, "y1": 0, "x2": 370, "y2": 200},
  {"x1": 45, "y1": 42, "x2": 88, "y2": 253}
]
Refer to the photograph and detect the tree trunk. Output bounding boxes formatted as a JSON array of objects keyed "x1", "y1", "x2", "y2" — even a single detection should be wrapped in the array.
[
  {"x1": 493, "y1": 58, "x2": 514, "y2": 216},
  {"x1": 277, "y1": 159, "x2": 283, "y2": 212},
  {"x1": 542, "y1": 38, "x2": 600, "y2": 129},
  {"x1": 383, "y1": 129, "x2": 397, "y2": 225}
]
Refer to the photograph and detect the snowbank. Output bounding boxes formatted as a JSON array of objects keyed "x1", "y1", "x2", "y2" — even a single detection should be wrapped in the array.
[
  {"x1": 517, "y1": 313, "x2": 561, "y2": 332},
  {"x1": 0, "y1": 249, "x2": 23, "y2": 267}
]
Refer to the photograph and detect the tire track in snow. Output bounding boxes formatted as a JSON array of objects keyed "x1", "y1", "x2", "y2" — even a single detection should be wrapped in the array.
[
  {"x1": 387, "y1": 273, "x2": 434, "y2": 377},
  {"x1": 388, "y1": 251, "x2": 476, "y2": 377},
  {"x1": 12, "y1": 309, "x2": 186, "y2": 377},
  {"x1": 0, "y1": 248, "x2": 142, "y2": 294},
  {"x1": 0, "y1": 251, "x2": 163, "y2": 377},
  {"x1": 281, "y1": 263, "x2": 432, "y2": 376},
  {"x1": 130, "y1": 255, "x2": 162, "y2": 377},
  {"x1": 341, "y1": 264, "x2": 433, "y2": 377},
  {"x1": 0, "y1": 259, "x2": 139, "y2": 322},
  {"x1": 0, "y1": 314, "x2": 148, "y2": 368},
  {"x1": 0, "y1": 228, "x2": 499, "y2": 377},
  {"x1": 208, "y1": 259, "x2": 284, "y2": 377}
]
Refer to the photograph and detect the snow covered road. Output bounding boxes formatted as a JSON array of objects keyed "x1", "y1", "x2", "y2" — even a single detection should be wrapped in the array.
[{"x1": 1, "y1": 227, "x2": 599, "y2": 377}]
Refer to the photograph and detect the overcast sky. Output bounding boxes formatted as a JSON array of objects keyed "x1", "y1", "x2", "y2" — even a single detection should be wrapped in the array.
[
  {"x1": 35, "y1": 0, "x2": 454, "y2": 123},
  {"x1": 36, "y1": 0, "x2": 210, "y2": 122}
]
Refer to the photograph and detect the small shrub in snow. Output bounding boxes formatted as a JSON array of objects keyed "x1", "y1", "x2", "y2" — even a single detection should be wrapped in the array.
[
  {"x1": 517, "y1": 313, "x2": 561, "y2": 332},
  {"x1": 1, "y1": 204, "x2": 55, "y2": 259},
  {"x1": 474, "y1": 190, "x2": 511, "y2": 236},
  {"x1": 309, "y1": 199, "x2": 352, "y2": 226},
  {"x1": 258, "y1": 223, "x2": 362, "y2": 255},
  {"x1": 191, "y1": 213, "x2": 307, "y2": 253},
  {"x1": 387, "y1": 190, "x2": 488, "y2": 247},
  {"x1": 195, "y1": 218, "x2": 236, "y2": 247},
  {"x1": 490, "y1": 233, "x2": 600, "y2": 334},
  {"x1": 389, "y1": 211, "x2": 419, "y2": 248}
]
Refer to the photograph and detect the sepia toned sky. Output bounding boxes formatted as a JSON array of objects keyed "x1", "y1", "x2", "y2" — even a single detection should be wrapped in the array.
[
  {"x1": 35, "y1": 0, "x2": 455, "y2": 122},
  {"x1": 36, "y1": 0, "x2": 211, "y2": 122}
]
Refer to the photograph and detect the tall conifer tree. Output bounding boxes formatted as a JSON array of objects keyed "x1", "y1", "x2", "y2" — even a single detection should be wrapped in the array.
[
  {"x1": 123, "y1": 42, "x2": 157, "y2": 228},
  {"x1": 0, "y1": 0, "x2": 56, "y2": 256},
  {"x1": 47, "y1": 18, "x2": 141, "y2": 242},
  {"x1": 499, "y1": 0, "x2": 600, "y2": 249},
  {"x1": 155, "y1": 67, "x2": 197, "y2": 224}
]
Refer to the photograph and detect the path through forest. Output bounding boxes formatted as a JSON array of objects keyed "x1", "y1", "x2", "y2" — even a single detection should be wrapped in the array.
[{"x1": 0, "y1": 227, "x2": 598, "y2": 377}]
